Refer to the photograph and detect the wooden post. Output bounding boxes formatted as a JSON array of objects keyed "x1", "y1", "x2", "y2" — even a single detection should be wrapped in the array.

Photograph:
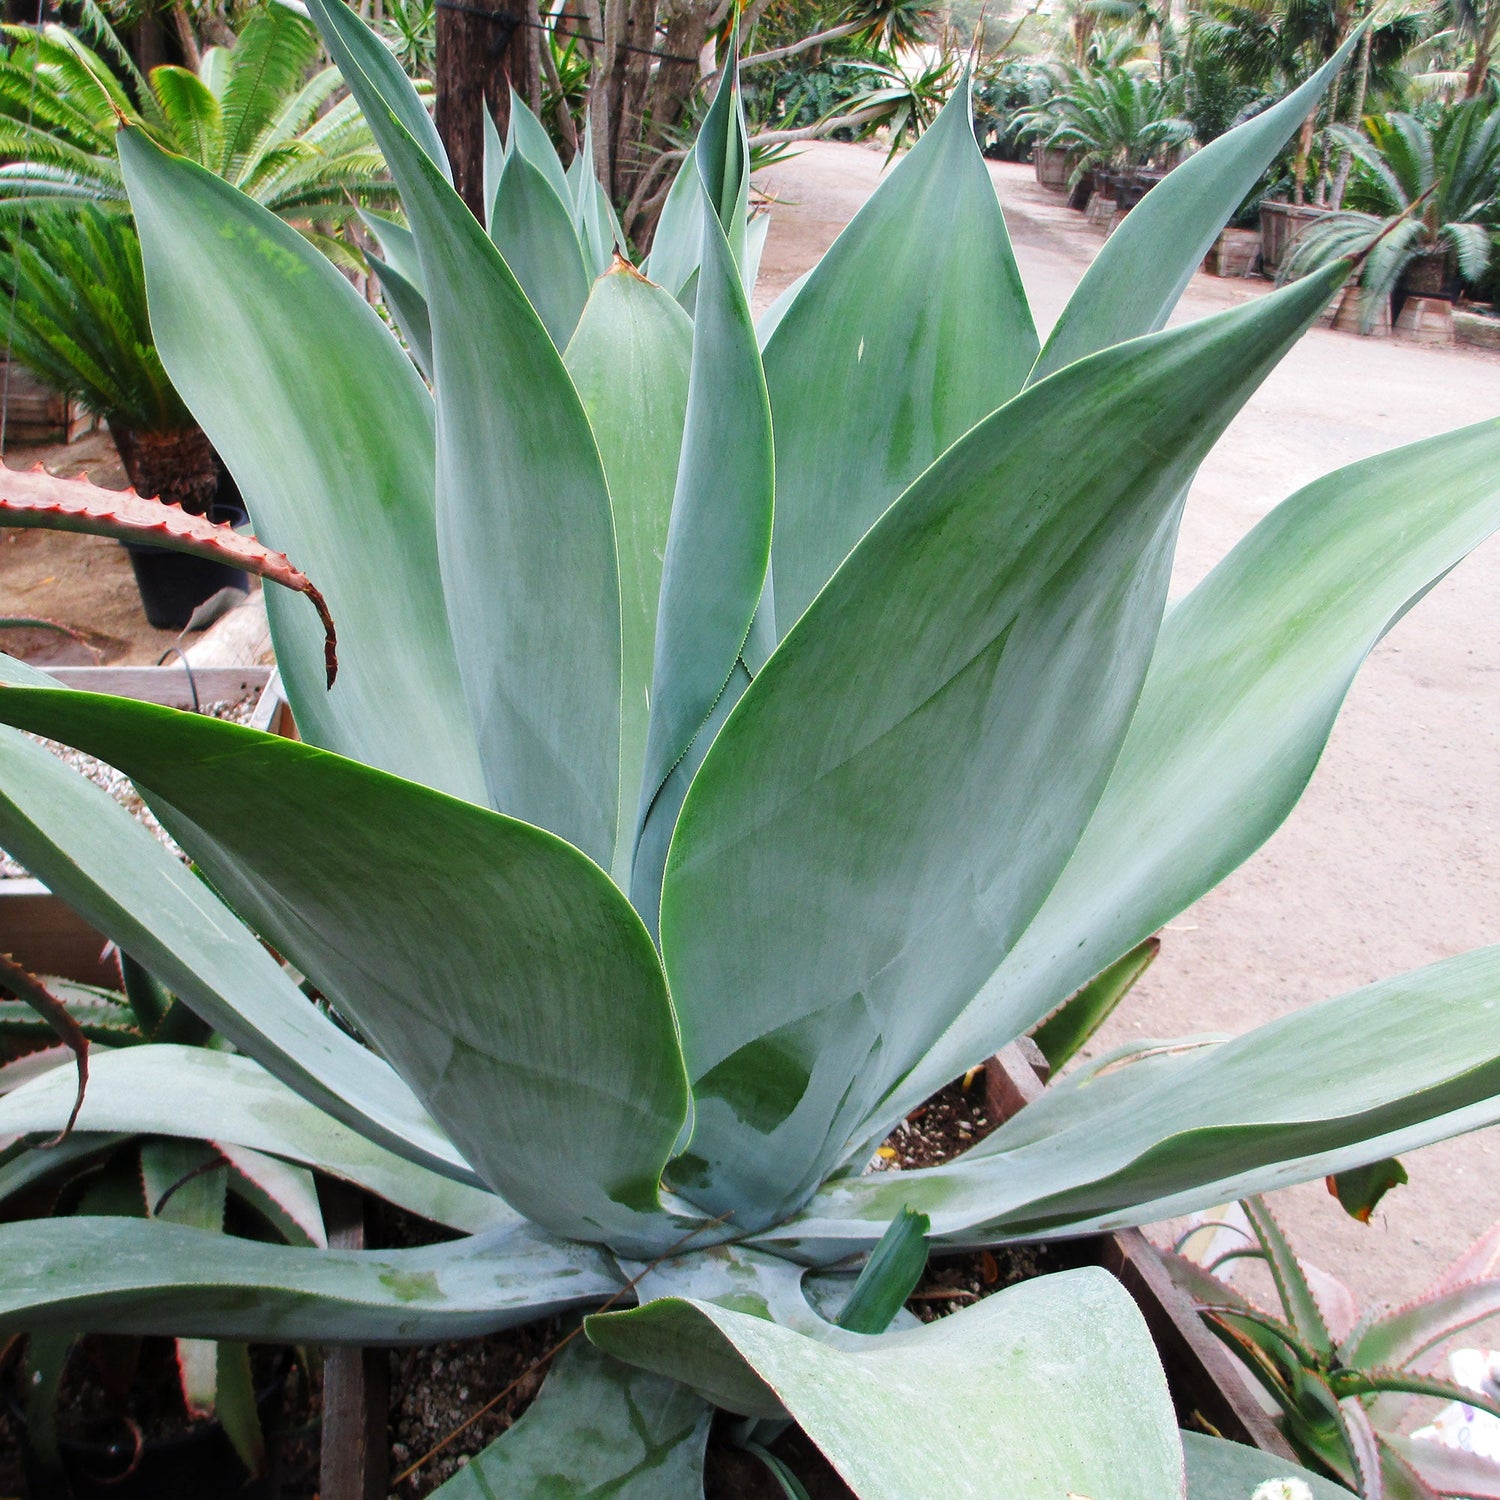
[
  {"x1": 435, "y1": 0, "x2": 539, "y2": 219},
  {"x1": 319, "y1": 1186, "x2": 390, "y2": 1500}
]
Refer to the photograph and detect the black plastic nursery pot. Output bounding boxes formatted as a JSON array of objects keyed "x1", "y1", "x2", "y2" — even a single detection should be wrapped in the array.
[{"x1": 122, "y1": 499, "x2": 252, "y2": 630}]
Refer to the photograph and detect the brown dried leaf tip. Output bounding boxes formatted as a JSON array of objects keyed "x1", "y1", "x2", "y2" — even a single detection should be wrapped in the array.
[{"x1": 0, "y1": 952, "x2": 88, "y2": 1144}]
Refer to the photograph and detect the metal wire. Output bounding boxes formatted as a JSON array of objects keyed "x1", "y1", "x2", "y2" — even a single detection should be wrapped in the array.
[{"x1": 434, "y1": 0, "x2": 700, "y2": 64}]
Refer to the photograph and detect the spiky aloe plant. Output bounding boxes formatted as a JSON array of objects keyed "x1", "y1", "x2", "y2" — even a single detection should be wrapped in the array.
[{"x1": 0, "y1": 7, "x2": 1497, "y2": 1492}]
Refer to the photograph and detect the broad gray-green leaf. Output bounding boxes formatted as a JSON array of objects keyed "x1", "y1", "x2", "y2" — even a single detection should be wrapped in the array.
[
  {"x1": 1183, "y1": 1432, "x2": 1355, "y2": 1499},
  {"x1": 119, "y1": 129, "x2": 485, "y2": 803},
  {"x1": 506, "y1": 85, "x2": 573, "y2": 207},
  {"x1": 0, "y1": 658, "x2": 466, "y2": 1183},
  {"x1": 775, "y1": 947, "x2": 1500, "y2": 1255},
  {"x1": 644, "y1": 156, "x2": 702, "y2": 297},
  {"x1": 0, "y1": 691, "x2": 691, "y2": 1254},
  {"x1": 360, "y1": 208, "x2": 424, "y2": 286},
  {"x1": 342, "y1": 61, "x2": 622, "y2": 862},
  {"x1": 661, "y1": 265, "x2": 1347, "y2": 1229},
  {"x1": 431, "y1": 1339, "x2": 711, "y2": 1498},
  {"x1": 1033, "y1": 34, "x2": 1359, "y2": 380},
  {"x1": 490, "y1": 150, "x2": 592, "y2": 349},
  {"x1": 564, "y1": 265, "x2": 693, "y2": 882},
  {"x1": 589, "y1": 1267, "x2": 1182, "y2": 1498},
  {"x1": 633, "y1": 173, "x2": 772, "y2": 927},
  {"x1": 0, "y1": 1046, "x2": 515, "y2": 1233},
  {"x1": 906, "y1": 416, "x2": 1500, "y2": 1108},
  {"x1": 762, "y1": 80, "x2": 1039, "y2": 634},
  {"x1": 0, "y1": 1218, "x2": 618, "y2": 1343},
  {"x1": 304, "y1": 0, "x2": 449, "y2": 178},
  {"x1": 367, "y1": 250, "x2": 434, "y2": 378}
]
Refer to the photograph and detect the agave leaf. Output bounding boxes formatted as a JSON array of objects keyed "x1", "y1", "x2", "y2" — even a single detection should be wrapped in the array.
[
  {"x1": 0, "y1": 690, "x2": 690, "y2": 1253},
  {"x1": 325, "y1": 37, "x2": 622, "y2": 864},
  {"x1": 0, "y1": 1218, "x2": 619, "y2": 1343},
  {"x1": 1033, "y1": 33, "x2": 1361, "y2": 380},
  {"x1": 761, "y1": 79, "x2": 1039, "y2": 636},
  {"x1": 1182, "y1": 1431, "x2": 1356, "y2": 1499},
  {"x1": 0, "y1": 1046, "x2": 513, "y2": 1233},
  {"x1": 0, "y1": 465, "x2": 336, "y2": 675},
  {"x1": 833, "y1": 1207, "x2": 928, "y2": 1335},
  {"x1": 644, "y1": 155, "x2": 702, "y2": 298},
  {"x1": 662, "y1": 266, "x2": 1347, "y2": 1228},
  {"x1": 119, "y1": 129, "x2": 484, "y2": 801},
  {"x1": 1243, "y1": 1196, "x2": 1337, "y2": 1356},
  {"x1": 212, "y1": 1339, "x2": 266, "y2": 1478},
  {"x1": 775, "y1": 947, "x2": 1500, "y2": 1255},
  {"x1": 365, "y1": 250, "x2": 433, "y2": 378},
  {"x1": 0, "y1": 1134, "x2": 127, "y2": 1204},
  {"x1": 632, "y1": 167, "x2": 772, "y2": 927},
  {"x1": 505, "y1": 85, "x2": 573, "y2": 207},
  {"x1": 907, "y1": 415, "x2": 1500, "y2": 1107},
  {"x1": 303, "y1": 0, "x2": 448, "y2": 179},
  {"x1": 430, "y1": 1339, "x2": 711, "y2": 1498},
  {"x1": 360, "y1": 208, "x2": 425, "y2": 288},
  {"x1": 563, "y1": 264, "x2": 693, "y2": 883},
  {"x1": 489, "y1": 149, "x2": 592, "y2": 350},
  {"x1": 0, "y1": 656, "x2": 466, "y2": 1184},
  {"x1": 589, "y1": 1267, "x2": 1183, "y2": 1499},
  {"x1": 483, "y1": 104, "x2": 505, "y2": 226}
]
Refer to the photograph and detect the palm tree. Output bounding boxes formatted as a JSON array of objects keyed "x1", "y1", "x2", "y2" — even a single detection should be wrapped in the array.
[
  {"x1": 1281, "y1": 101, "x2": 1500, "y2": 327},
  {"x1": 0, "y1": 5, "x2": 399, "y2": 261}
]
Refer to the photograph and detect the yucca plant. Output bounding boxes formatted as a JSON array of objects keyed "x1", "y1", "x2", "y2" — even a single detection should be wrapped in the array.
[
  {"x1": 1168, "y1": 1199, "x2": 1500, "y2": 1499},
  {"x1": 0, "y1": 8, "x2": 1497, "y2": 1493},
  {"x1": 1281, "y1": 101, "x2": 1500, "y2": 328}
]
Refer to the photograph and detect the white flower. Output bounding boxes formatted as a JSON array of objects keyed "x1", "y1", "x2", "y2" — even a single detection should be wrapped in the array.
[{"x1": 1251, "y1": 1480, "x2": 1314, "y2": 1500}]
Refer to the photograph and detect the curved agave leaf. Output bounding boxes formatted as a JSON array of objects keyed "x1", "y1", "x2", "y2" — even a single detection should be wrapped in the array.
[
  {"x1": 365, "y1": 248, "x2": 434, "y2": 378},
  {"x1": 633, "y1": 165, "x2": 772, "y2": 927},
  {"x1": 0, "y1": 690, "x2": 691, "y2": 1254},
  {"x1": 775, "y1": 947, "x2": 1500, "y2": 1256},
  {"x1": 303, "y1": 0, "x2": 448, "y2": 179},
  {"x1": 904, "y1": 416, "x2": 1500, "y2": 1108},
  {"x1": 661, "y1": 265, "x2": 1346, "y2": 1229},
  {"x1": 322, "y1": 21, "x2": 622, "y2": 864},
  {"x1": 564, "y1": 265, "x2": 693, "y2": 883},
  {"x1": 431, "y1": 1339, "x2": 711, "y2": 1498},
  {"x1": 1033, "y1": 32, "x2": 1361, "y2": 380},
  {"x1": 1183, "y1": 1432, "x2": 1356, "y2": 1499},
  {"x1": 0, "y1": 1046, "x2": 515, "y2": 1233},
  {"x1": 0, "y1": 1218, "x2": 618, "y2": 1343},
  {"x1": 505, "y1": 85, "x2": 573, "y2": 207},
  {"x1": 589, "y1": 1267, "x2": 1183, "y2": 1498},
  {"x1": 761, "y1": 79, "x2": 1039, "y2": 636},
  {"x1": 489, "y1": 148, "x2": 591, "y2": 349},
  {"x1": 644, "y1": 156, "x2": 702, "y2": 298},
  {"x1": 119, "y1": 129, "x2": 485, "y2": 802},
  {"x1": 0, "y1": 656, "x2": 468, "y2": 1184}
]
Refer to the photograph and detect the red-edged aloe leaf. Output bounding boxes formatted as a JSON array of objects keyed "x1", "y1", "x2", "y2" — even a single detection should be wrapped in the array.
[
  {"x1": 0, "y1": 953, "x2": 86, "y2": 1145},
  {"x1": 0, "y1": 465, "x2": 337, "y2": 685},
  {"x1": 1384, "y1": 1434, "x2": 1500, "y2": 1499},
  {"x1": 1160, "y1": 1246, "x2": 1260, "y2": 1319},
  {"x1": 219, "y1": 1144, "x2": 327, "y2": 1249},
  {"x1": 662, "y1": 264, "x2": 1349, "y2": 1229},
  {"x1": 1335, "y1": 1368, "x2": 1500, "y2": 1424},
  {"x1": 1030, "y1": 936, "x2": 1159, "y2": 1072},
  {"x1": 1244, "y1": 1197, "x2": 1337, "y2": 1357},
  {"x1": 0, "y1": 1216, "x2": 620, "y2": 1344},
  {"x1": 1434, "y1": 1218, "x2": 1500, "y2": 1294},
  {"x1": 0, "y1": 689, "x2": 691, "y2": 1255},
  {"x1": 1349, "y1": 1276, "x2": 1500, "y2": 1374}
]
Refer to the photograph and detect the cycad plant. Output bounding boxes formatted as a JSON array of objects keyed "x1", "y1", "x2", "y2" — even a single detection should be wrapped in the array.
[
  {"x1": 0, "y1": 5, "x2": 398, "y2": 258},
  {"x1": 0, "y1": 206, "x2": 217, "y2": 509},
  {"x1": 1013, "y1": 61, "x2": 1193, "y2": 187},
  {"x1": 1280, "y1": 101, "x2": 1500, "y2": 327},
  {"x1": 0, "y1": 10, "x2": 1499, "y2": 1493}
]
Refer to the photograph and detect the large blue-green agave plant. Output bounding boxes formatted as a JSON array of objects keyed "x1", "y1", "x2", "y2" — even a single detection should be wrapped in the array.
[{"x1": 0, "y1": 7, "x2": 1496, "y2": 1494}]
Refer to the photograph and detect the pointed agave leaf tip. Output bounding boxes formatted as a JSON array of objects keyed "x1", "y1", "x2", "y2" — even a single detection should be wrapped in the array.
[
  {"x1": 0, "y1": 465, "x2": 340, "y2": 688},
  {"x1": 0, "y1": 952, "x2": 88, "y2": 1144},
  {"x1": 608, "y1": 251, "x2": 653, "y2": 284}
]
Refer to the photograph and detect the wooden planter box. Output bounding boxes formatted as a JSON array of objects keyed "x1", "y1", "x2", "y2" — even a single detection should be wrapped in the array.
[
  {"x1": 0, "y1": 361, "x2": 96, "y2": 444},
  {"x1": 1259, "y1": 200, "x2": 1333, "y2": 278},
  {"x1": 1034, "y1": 145, "x2": 1077, "y2": 190},
  {"x1": 1204, "y1": 227, "x2": 1261, "y2": 279}
]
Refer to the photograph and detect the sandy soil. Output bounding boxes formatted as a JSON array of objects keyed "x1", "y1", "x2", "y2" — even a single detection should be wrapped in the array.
[{"x1": 756, "y1": 145, "x2": 1500, "y2": 1311}]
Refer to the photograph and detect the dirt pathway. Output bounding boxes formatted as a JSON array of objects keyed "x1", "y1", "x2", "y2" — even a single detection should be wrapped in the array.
[{"x1": 758, "y1": 145, "x2": 1500, "y2": 1308}]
